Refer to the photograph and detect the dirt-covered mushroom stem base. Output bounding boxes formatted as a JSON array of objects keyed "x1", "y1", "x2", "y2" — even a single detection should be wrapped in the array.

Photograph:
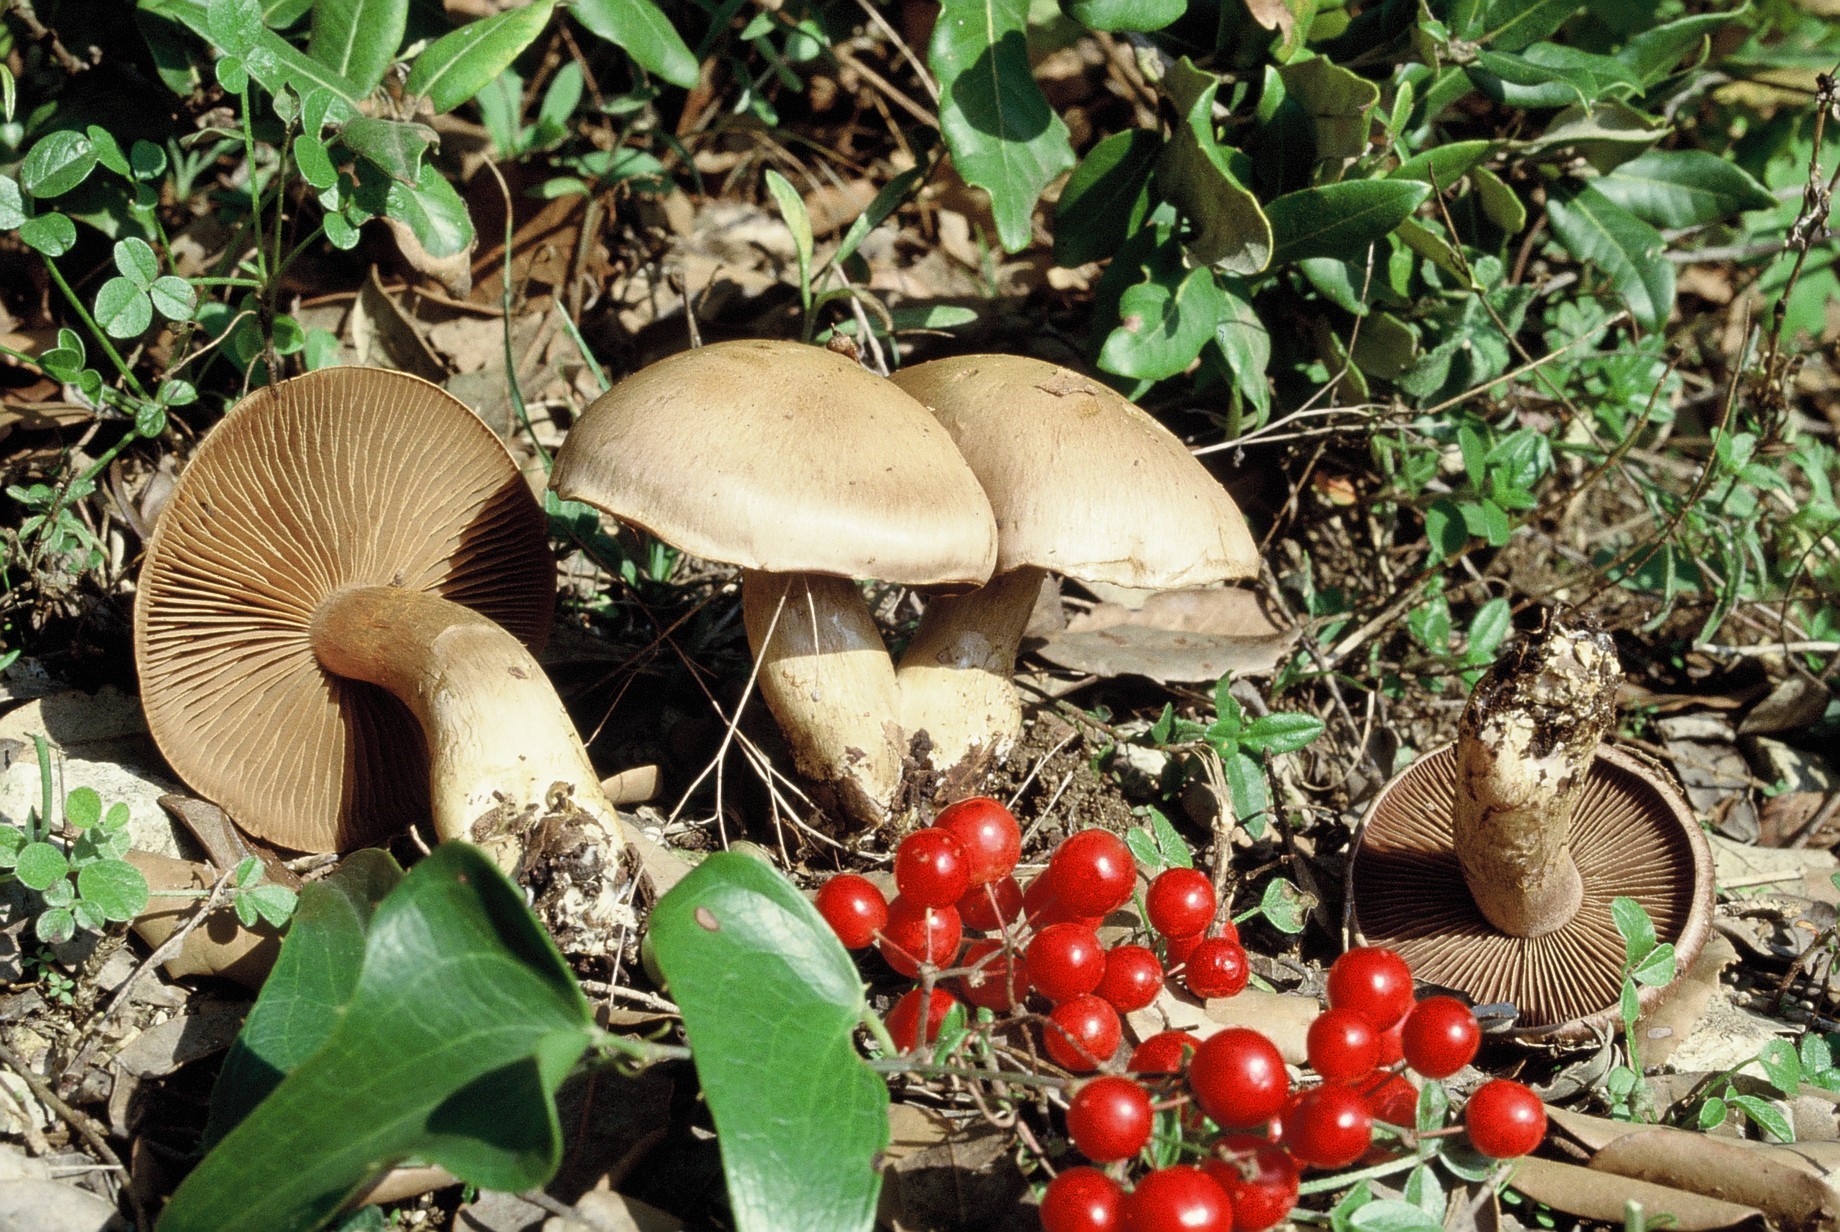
[
  {"x1": 1452, "y1": 616, "x2": 1622, "y2": 937},
  {"x1": 310, "y1": 584, "x2": 630, "y2": 873}
]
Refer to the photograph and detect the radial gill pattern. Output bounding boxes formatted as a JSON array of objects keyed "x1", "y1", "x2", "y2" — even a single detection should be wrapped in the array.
[
  {"x1": 1346, "y1": 744, "x2": 1712, "y2": 1039},
  {"x1": 133, "y1": 368, "x2": 553, "y2": 852}
]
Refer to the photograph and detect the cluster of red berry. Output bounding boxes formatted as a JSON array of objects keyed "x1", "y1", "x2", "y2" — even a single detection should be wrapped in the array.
[
  {"x1": 810, "y1": 799, "x2": 1547, "y2": 1232},
  {"x1": 814, "y1": 798, "x2": 1254, "y2": 1067}
]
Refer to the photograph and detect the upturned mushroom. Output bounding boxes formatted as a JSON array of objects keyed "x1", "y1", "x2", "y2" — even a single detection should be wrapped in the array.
[
  {"x1": 887, "y1": 354, "x2": 1260, "y2": 795},
  {"x1": 549, "y1": 339, "x2": 998, "y2": 827},
  {"x1": 134, "y1": 367, "x2": 628, "y2": 883},
  {"x1": 1344, "y1": 615, "x2": 1714, "y2": 1040}
]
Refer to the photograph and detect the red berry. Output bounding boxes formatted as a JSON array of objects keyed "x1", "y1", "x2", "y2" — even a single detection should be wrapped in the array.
[
  {"x1": 1326, "y1": 947, "x2": 1415, "y2": 1031},
  {"x1": 877, "y1": 896, "x2": 962, "y2": 977},
  {"x1": 1123, "y1": 1166, "x2": 1231, "y2": 1232},
  {"x1": 1129, "y1": 1030, "x2": 1203, "y2": 1074},
  {"x1": 1028, "y1": 923, "x2": 1108, "y2": 1002},
  {"x1": 1024, "y1": 873, "x2": 1104, "y2": 930},
  {"x1": 1375, "y1": 1017, "x2": 1405, "y2": 1067},
  {"x1": 1306, "y1": 1007, "x2": 1381, "y2": 1084},
  {"x1": 1281, "y1": 1083, "x2": 1374, "y2": 1168},
  {"x1": 886, "y1": 987, "x2": 958, "y2": 1051},
  {"x1": 1187, "y1": 1026, "x2": 1289, "y2": 1128},
  {"x1": 1464, "y1": 1079, "x2": 1545, "y2": 1158},
  {"x1": 935, "y1": 796, "x2": 1022, "y2": 887},
  {"x1": 958, "y1": 874, "x2": 1024, "y2": 932},
  {"x1": 895, "y1": 828, "x2": 971, "y2": 908},
  {"x1": 1183, "y1": 937, "x2": 1250, "y2": 1000},
  {"x1": 1352, "y1": 1070, "x2": 1418, "y2": 1126},
  {"x1": 1204, "y1": 1135, "x2": 1299, "y2": 1232},
  {"x1": 959, "y1": 939, "x2": 1029, "y2": 1011},
  {"x1": 1044, "y1": 995, "x2": 1122, "y2": 1072},
  {"x1": 1146, "y1": 868, "x2": 1216, "y2": 939},
  {"x1": 815, "y1": 874, "x2": 887, "y2": 949},
  {"x1": 1066, "y1": 1075, "x2": 1154, "y2": 1162},
  {"x1": 1040, "y1": 1166, "x2": 1124, "y2": 1232},
  {"x1": 1400, "y1": 996, "x2": 1480, "y2": 1079},
  {"x1": 1047, "y1": 829, "x2": 1136, "y2": 918},
  {"x1": 1096, "y1": 944, "x2": 1164, "y2": 1013}
]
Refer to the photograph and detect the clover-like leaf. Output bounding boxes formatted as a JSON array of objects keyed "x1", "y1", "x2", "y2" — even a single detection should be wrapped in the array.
[
  {"x1": 18, "y1": 212, "x2": 77, "y2": 257},
  {"x1": 15, "y1": 842, "x2": 69, "y2": 891},
  {"x1": 95, "y1": 278, "x2": 154, "y2": 338},
  {"x1": 150, "y1": 276, "x2": 199, "y2": 322},
  {"x1": 20, "y1": 130, "x2": 98, "y2": 198},
  {"x1": 76, "y1": 859, "x2": 150, "y2": 922}
]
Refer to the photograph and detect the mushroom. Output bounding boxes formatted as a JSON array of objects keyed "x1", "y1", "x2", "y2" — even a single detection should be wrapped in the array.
[
  {"x1": 887, "y1": 354, "x2": 1260, "y2": 794},
  {"x1": 134, "y1": 367, "x2": 627, "y2": 873},
  {"x1": 548, "y1": 339, "x2": 997, "y2": 827},
  {"x1": 1344, "y1": 616, "x2": 1714, "y2": 1040}
]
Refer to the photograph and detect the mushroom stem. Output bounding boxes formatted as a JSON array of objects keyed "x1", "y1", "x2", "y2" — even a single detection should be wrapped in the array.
[
  {"x1": 310, "y1": 585, "x2": 626, "y2": 868},
  {"x1": 894, "y1": 566, "x2": 1042, "y2": 791},
  {"x1": 740, "y1": 571, "x2": 902, "y2": 825},
  {"x1": 1451, "y1": 619, "x2": 1622, "y2": 937}
]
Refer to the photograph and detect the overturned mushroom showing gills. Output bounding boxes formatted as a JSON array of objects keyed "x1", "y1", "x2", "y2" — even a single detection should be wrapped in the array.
[
  {"x1": 888, "y1": 355, "x2": 1260, "y2": 796},
  {"x1": 549, "y1": 339, "x2": 997, "y2": 827},
  {"x1": 1345, "y1": 618, "x2": 1714, "y2": 1040},
  {"x1": 135, "y1": 367, "x2": 626, "y2": 872}
]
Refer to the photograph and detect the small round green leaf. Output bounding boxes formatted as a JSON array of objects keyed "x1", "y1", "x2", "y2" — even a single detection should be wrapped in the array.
[
  {"x1": 15, "y1": 841, "x2": 69, "y2": 891},
  {"x1": 157, "y1": 377, "x2": 197, "y2": 407},
  {"x1": 323, "y1": 210, "x2": 360, "y2": 250},
  {"x1": 64, "y1": 785, "x2": 102, "y2": 829},
  {"x1": 0, "y1": 175, "x2": 25, "y2": 230},
  {"x1": 136, "y1": 402, "x2": 169, "y2": 439},
  {"x1": 130, "y1": 139, "x2": 168, "y2": 180},
  {"x1": 150, "y1": 275, "x2": 198, "y2": 322},
  {"x1": 72, "y1": 899, "x2": 107, "y2": 934},
  {"x1": 35, "y1": 907, "x2": 75, "y2": 945},
  {"x1": 271, "y1": 313, "x2": 306, "y2": 355},
  {"x1": 18, "y1": 212, "x2": 77, "y2": 257},
  {"x1": 86, "y1": 125, "x2": 130, "y2": 176},
  {"x1": 114, "y1": 236, "x2": 160, "y2": 290},
  {"x1": 21, "y1": 130, "x2": 98, "y2": 198},
  {"x1": 216, "y1": 54, "x2": 250, "y2": 93},
  {"x1": 95, "y1": 278, "x2": 154, "y2": 338},
  {"x1": 77, "y1": 859, "x2": 150, "y2": 922}
]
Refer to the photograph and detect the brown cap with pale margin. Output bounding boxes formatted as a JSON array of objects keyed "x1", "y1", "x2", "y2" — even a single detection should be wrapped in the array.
[
  {"x1": 890, "y1": 354, "x2": 1259, "y2": 587},
  {"x1": 133, "y1": 367, "x2": 554, "y2": 852},
  {"x1": 549, "y1": 339, "x2": 998, "y2": 585},
  {"x1": 1345, "y1": 744, "x2": 1715, "y2": 1040}
]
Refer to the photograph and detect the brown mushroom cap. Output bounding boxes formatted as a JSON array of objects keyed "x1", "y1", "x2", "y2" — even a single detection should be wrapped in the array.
[
  {"x1": 134, "y1": 368, "x2": 554, "y2": 852},
  {"x1": 550, "y1": 339, "x2": 997, "y2": 585},
  {"x1": 1345, "y1": 743, "x2": 1714, "y2": 1040},
  {"x1": 889, "y1": 354, "x2": 1259, "y2": 587}
]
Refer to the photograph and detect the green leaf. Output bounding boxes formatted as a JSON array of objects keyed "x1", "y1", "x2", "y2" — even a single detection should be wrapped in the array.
[
  {"x1": 160, "y1": 845, "x2": 593, "y2": 1232},
  {"x1": 339, "y1": 117, "x2": 437, "y2": 185},
  {"x1": 208, "y1": 850, "x2": 402, "y2": 1144},
  {"x1": 831, "y1": 167, "x2": 926, "y2": 271},
  {"x1": 1630, "y1": 941, "x2": 1675, "y2": 987},
  {"x1": 1155, "y1": 58, "x2": 1270, "y2": 275},
  {"x1": 114, "y1": 237, "x2": 160, "y2": 290},
  {"x1": 1697, "y1": 1095, "x2": 1728, "y2": 1129},
  {"x1": 763, "y1": 169, "x2": 813, "y2": 297},
  {"x1": 1258, "y1": 878, "x2": 1310, "y2": 934},
  {"x1": 571, "y1": 0, "x2": 700, "y2": 89},
  {"x1": 1064, "y1": 0, "x2": 1186, "y2": 33},
  {"x1": 1276, "y1": 56, "x2": 1379, "y2": 169},
  {"x1": 1212, "y1": 279, "x2": 1271, "y2": 421},
  {"x1": 406, "y1": 0, "x2": 558, "y2": 115},
  {"x1": 235, "y1": 881, "x2": 300, "y2": 928},
  {"x1": 20, "y1": 130, "x2": 98, "y2": 199},
  {"x1": 294, "y1": 134, "x2": 338, "y2": 190},
  {"x1": 1730, "y1": 1094, "x2": 1793, "y2": 1144},
  {"x1": 1268, "y1": 180, "x2": 1430, "y2": 265},
  {"x1": 95, "y1": 278, "x2": 154, "y2": 338},
  {"x1": 1617, "y1": 9, "x2": 1740, "y2": 86},
  {"x1": 1465, "y1": 597, "x2": 1511, "y2": 660},
  {"x1": 1054, "y1": 128, "x2": 1158, "y2": 267},
  {"x1": 1546, "y1": 182, "x2": 1673, "y2": 331},
  {"x1": 381, "y1": 160, "x2": 475, "y2": 258},
  {"x1": 1757, "y1": 1038, "x2": 1802, "y2": 1097},
  {"x1": 1349, "y1": 1198, "x2": 1445, "y2": 1232},
  {"x1": 130, "y1": 140, "x2": 167, "y2": 180},
  {"x1": 150, "y1": 275, "x2": 199, "y2": 321},
  {"x1": 0, "y1": 175, "x2": 24, "y2": 230},
  {"x1": 15, "y1": 841, "x2": 69, "y2": 891},
  {"x1": 1610, "y1": 895, "x2": 1657, "y2": 961},
  {"x1": 1465, "y1": 0, "x2": 1579, "y2": 53},
  {"x1": 76, "y1": 860, "x2": 149, "y2": 922},
  {"x1": 1391, "y1": 139, "x2": 1493, "y2": 186},
  {"x1": 307, "y1": 0, "x2": 407, "y2": 94},
  {"x1": 1223, "y1": 749, "x2": 1271, "y2": 827},
  {"x1": 928, "y1": 0, "x2": 1074, "y2": 253},
  {"x1": 1240, "y1": 711, "x2": 1325, "y2": 755},
  {"x1": 649, "y1": 853, "x2": 889, "y2": 1232},
  {"x1": 1470, "y1": 166, "x2": 1526, "y2": 233},
  {"x1": 1098, "y1": 233, "x2": 1226, "y2": 381},
  {"x1": 64, "y1": 786, "x2": 102, "y2": 829},
  {"x1": 1594, "y1": 150, "x2": 1774, "y2": 230},
  {"x1": 36, "y1": 908, "x2": 75, "y2": 945},
  {"x1": 1471, "y1": 44, "x2": 1640, "y2": 109}
]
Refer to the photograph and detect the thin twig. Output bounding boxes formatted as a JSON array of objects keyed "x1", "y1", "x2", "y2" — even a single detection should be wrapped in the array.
[{"x1": 0, "y1": 1038, "x2": 143, "y2": 1231}]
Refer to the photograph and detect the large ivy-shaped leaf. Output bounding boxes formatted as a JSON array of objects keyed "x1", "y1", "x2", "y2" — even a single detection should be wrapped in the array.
[
  {"x1": 1546, "y1": 182, "x2": 1673, "y2": 331},
  {"x1": 160, "y1": 845, "x2": 595, "y2": 1232},
  {"x1": 307, "y1": 0, "x2": 406, "y2": 94},
  {"x1": 406, "y1": 0, "x2": 558, "y2": 114},
  {"x1": 649, "y1": 853, "x2": 889, "y2": 1232},
  {"x1": 1267, "y1": 180, "x2": 1429, "y2": 264},
  {"x1": 928, "y1": 0, "x2": 1073, "y2": 254},
  {"x1": 1155, "y1": 58, "x2": 1271, "y2": 275},
  {"x1": 572, "y1": 0, "x2": 700, "y2": 89},
  {"x1": 1098, "y1": 228, "x2": 1227, "y2": 381},
  {"x1": 1593, "y1": 149, "x2": 1773, "y2": 229}
]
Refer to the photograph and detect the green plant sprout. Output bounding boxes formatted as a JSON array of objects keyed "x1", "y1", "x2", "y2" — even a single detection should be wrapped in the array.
[
  {"x1": 1602, "y1": 896, "x2": 1678, "y2": 1124},
  {"x1": 0, "y1": 740, "x2": 149, "y2": 944},
  {"x1": 1147, "y1": 674, "x2": 1326, "y2": 837}
]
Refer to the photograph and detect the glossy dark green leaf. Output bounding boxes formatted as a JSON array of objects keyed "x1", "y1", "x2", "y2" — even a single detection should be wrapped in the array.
[
  {"x1": 20, "y1": 130, "x2": 98, "y2": 199},
  {"x1": 649, "y1": 853, "x2": 888, "y2": 1232},
  {"x1": 1390, "y1": 139, "x2": 1492, "y2": 186},
  {"x1": 1064, "y1": 0, "x2": 1186, "y2": 33},
  {"x1": 1054, "y1": 128, "x2": 1159, "y2": 267},
  {"x1": 307, "y1": 0, "x2": 407, "y2": 94},
  {"x1": 1546, "y1": 182, "x2": 1673, "y2": 330},
  {"x1": 340, "y1": 117, "x2": 437, "y2": 185},
  {"x1": 1267, "y1": 180, "x2": 1429, "y2": 264},
  {"x1": 383, "y1": 160, "x2": 475, "y2": 259},
  {"x1": 1617, "y1": 9, "x2": 1740, "y2": 86},
  {"x1": 1471, "y1": 44, "x2": 1639, "y2": 109},
  {"x1": 928, "y1": 0, "x2": 1073, "y2": 253},
  {"x1": 1212, "y1": 278, "x2": 1271, "y2": 421},
  {"x1": 1463, "y1": 0, "x2": 1578, "y2": 52},
  {"x1": 1276, "y1": 56, "x2": 1378, "y2": 168},
  {"x1": 572, "y1": 0, "x2": 700, "y2": 89},
  {"x1": 407, "y1": 0, "x2": 558, "y2": 114},
  {"x1": 1155, "y1": 58, "x2": 1270, "y2": 275},
  {"x1": 1594, "y1": 149, "x2": 1773, "y2": 229},
  {"x1": 161, "y1": 845, "x2": 593, "y2": 1232},
  {"x1": 1098, "y1": 229, "x2": 1225, "y2": 381}
]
